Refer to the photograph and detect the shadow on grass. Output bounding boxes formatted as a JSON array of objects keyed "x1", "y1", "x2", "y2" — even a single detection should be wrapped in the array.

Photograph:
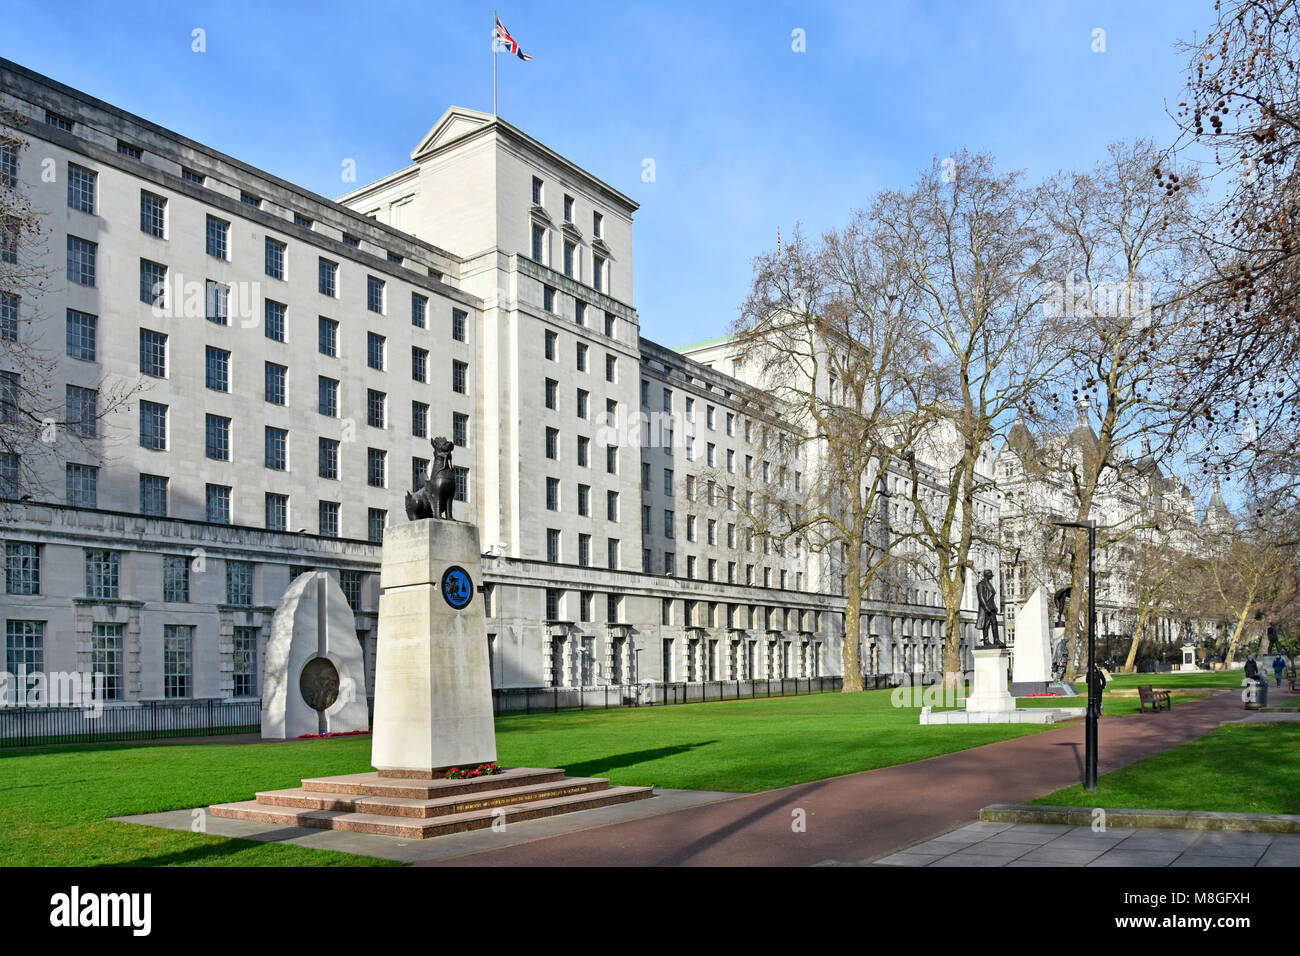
[
  {"x1": 104, "y1": 834, "x2": 283, "y2": 868},
  {"x1": 562, "y1": 742, "x2": 719, "y2": 779}
]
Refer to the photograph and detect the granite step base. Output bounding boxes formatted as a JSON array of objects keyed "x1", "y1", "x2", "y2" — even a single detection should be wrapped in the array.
[{"x1": 210, "y1": 767, "x2": 653, "y2": 839}]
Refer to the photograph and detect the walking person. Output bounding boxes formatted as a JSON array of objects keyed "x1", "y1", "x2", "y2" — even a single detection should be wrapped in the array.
[{"x1": 1274, "y1": 653, "x2": 1287, "y2": 688}]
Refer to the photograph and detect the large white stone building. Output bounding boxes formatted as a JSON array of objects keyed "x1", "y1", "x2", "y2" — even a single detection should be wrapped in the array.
[{"x1": 0, "y1": 58, "x2": 989, "y2": 709}]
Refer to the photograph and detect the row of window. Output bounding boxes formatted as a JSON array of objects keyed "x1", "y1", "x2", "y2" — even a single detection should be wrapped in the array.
[
  {"x1": 543, "y1": 329, "x2": 619, "y2": 381},
  {"x1": 4, "y1": 544, "x2": 368, "y2": 608},
  {"x1": 48, "y1": 462, "x2": 466, "y2": 537},
  {"x1": 544, "y1": 426, "x2": 620, "y2": 473},
  {"x1": 544, "y1": 528, "x2": 622, "y2": 569}
]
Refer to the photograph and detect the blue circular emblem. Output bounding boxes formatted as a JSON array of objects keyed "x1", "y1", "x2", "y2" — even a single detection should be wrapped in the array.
[{"x1": 441, "y1": 565, "x2": 474, "y2": 610}]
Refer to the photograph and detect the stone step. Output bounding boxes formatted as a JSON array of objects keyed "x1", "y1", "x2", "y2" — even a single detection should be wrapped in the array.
[
  {"x1": 211, "y1": 785, "x2": 654, "y2": 838},
  {"x1": 255, "y1": 776, "x2": 611, "y2": 818},
  {"x1": 299, "y1": 767, "x2": 566, "y2": 798}
]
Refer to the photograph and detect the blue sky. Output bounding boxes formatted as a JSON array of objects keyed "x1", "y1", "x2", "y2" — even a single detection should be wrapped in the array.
[{"x1": 4, "y1": 0, "x2": 1213, "y2": 348}]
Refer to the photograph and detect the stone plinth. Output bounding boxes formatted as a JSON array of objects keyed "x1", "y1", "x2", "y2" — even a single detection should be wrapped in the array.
[
  {"x1": 262, "y1": 571, "x2": 369, "y2": 739},
  {"x1": 966, "y1": 647, "x2": 1016, "y2": 714},
  {"x1": 1010, "y1": 586, "x2": 1053, "y2": 697},
  {"x1": 371, "y1": 519, "x2": 497, "y2": 774}
]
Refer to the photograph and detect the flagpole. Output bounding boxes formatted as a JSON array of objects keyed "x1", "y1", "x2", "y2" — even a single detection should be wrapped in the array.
[{"x1": 493, "y1": 10, "x2": 498, "y2": 116}]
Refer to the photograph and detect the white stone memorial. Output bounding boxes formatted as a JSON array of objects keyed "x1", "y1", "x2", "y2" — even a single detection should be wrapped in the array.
[
  {"x1": 370, "y1": 518, "x2": 497, "y2": 773},
  {"x1": 261, "y1": 571, "x2": 370, "y2": 739},
  {"x1": 966, "y1": 647, "x2": 1018, "y2": 714},
  {"x1": 1010, "y1": 586, "x2": 1054, "y2": 697},
  {"x1": 1178, "y1": 642, "x2": 1199, "y2": 673}
]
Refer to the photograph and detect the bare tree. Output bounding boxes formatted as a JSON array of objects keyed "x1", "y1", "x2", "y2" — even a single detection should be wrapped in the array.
[
  {"x1": 1036, "y1": 139, "x2": 1209, "y2": 677},
  {"x1": 728, "y1": 213, "x2": 940, "y2": 692},
  {"x1": 878, "y1": 150, "x2": 1067, "y2": 681},
  {"x1": 1203, "y1": 502, "x2": 1299, "y2": 664}
]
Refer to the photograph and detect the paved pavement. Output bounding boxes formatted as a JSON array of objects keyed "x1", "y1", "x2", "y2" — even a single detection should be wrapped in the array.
[
  {"x1": 421, "y1": 687, "x2": 1273, "y2": 866},
  {"x1": 871, "y1": 820, "x2": 1300, "y2": 867}
]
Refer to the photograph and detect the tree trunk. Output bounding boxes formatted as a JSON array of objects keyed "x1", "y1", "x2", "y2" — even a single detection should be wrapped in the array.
[
  {"x1": 1122, "y1": 605, "x2": 1151, "y2": 673},
  {"x1": 1063, "y1": 526, "x2": 1091, "y2": 681},
  {"x1": 941, "y1": 576, "x2": 965, "y2": 689},
  {"x1": 841, "y1": 547, "x2": 865, "y2": 693},
  {"x1": 1224, "y1": 604, "x2": 1253, "y2": 665}
]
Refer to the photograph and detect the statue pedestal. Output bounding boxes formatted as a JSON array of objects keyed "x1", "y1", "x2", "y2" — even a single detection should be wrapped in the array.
[
  {"x1": 966, "y1": 647, "x2": 1016, "y2": 714},
  {"x1": 371, "y1": 519, "x2": 497, "y2": 773}
]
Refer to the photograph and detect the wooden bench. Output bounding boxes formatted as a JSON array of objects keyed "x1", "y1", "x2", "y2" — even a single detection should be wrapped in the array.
[{"x1": 1138, "y1": 685, "x2": 1172, "y2": 712}]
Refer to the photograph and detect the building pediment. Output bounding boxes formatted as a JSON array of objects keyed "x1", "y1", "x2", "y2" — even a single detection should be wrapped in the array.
[{"x1": 411, "y1": 106, "x2": 497, "y2": 161}]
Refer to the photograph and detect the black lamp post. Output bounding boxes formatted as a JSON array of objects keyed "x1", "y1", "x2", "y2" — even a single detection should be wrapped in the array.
[{"x1": 1053, "y1": 518, "x2": 1098, "y2": 791}]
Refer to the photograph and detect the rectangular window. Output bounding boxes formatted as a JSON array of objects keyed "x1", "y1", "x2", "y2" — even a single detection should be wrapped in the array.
[
  {"x1": 607, "y1": 538, "x2": 620, "y2": 570},
  {"x1": 605, "y1": 354, "x2": 617, "y2": 383},
  {"x1": 264, "y1": 300, "x2": 286, "y2": 342},
  {"x1": 606, "y1": 444, "x2": 618, "y2": 474},
  {"x1": 452, "y1": 308, "x2": 466, "y2": 342},
  {"x1": 265, "y1": 362, "x2": 287, "y2": 405},
  {"x1": 232, "y1": 627, "x2": 258, "y2": 697},
  {"x1": 319, "y1": 501, "x2": 340, "y2": 537},
  {"x1": 241, "y1": 191, "x2": 261, "y2": 208},
  {"x1": 578, "y1": 534, "x2": 591, "y2": 567},
  {"x1": 67, "y1": 236, "x2": 96, "y2": 286},
  {"x1": 453, "y1": 412, "x2": 468, "y2": 447},
  {"x1": 163, "y1": 625, "x2": 193, "y2": 698},
  {"x1": 205, "y1": 414, "x2": 231, "y2": 460},
  {"x1": 140, "y1": 191, "x2": 166, "y2": 238},
  {"x1": 93, "y1": 623, "x2": 123, "y2": 701},
  {"x1": 454, "y1": 466, "x2": 469, "y2": 503},
  {"x1": 319, "y1": 258, "x2": 337, "y2": 297},
  {"x1": 544, "y1": 285, "x2": 556, "y2": 312},
  {"x1": 2, "y1": 451, "x2": 21, "y2": 496},
  {"x1": 413, "y1": 401, "x2": 429, "y2": 438},
  {"x1": 66, "y1": 309, "x2": 96, "y2": 360},
  {"x1": 368, "y1": 331, "x2": 386, "y2": 371},
  {"x1": 411, "y1": 346, "x2": 428, "y2": 383},
  {"x1": 319, "y1": 437, "x2": 339, "y2": 479},
  {"x1": 545, "y1": 330, "x2": 557, "y2": 360},
  {"x1": 2, "y1": 371, "x2": 21, "y2": 424},
  {"x1": 163, "y1": 555, "x2": 190, "y2": 602},
  {"x1": 367, "y1": 389, "x2": 386, "y2": 428},
  {"x1": 604, "y1": 312, "x2": 615, "y2": 337},
  {"x1": 318, "y1": 376, "x2": 339, "y2": 417},
  {"x1": 4, "y1": 542, "x2": 40, "y2": 595},
  {"x1": 575, "y1": 300, "x2": 586, "y2": 327},
  {"x1": 532, "y1": 177, "x2": 544, "y2": 204},
  {"x1": 545, "y1": 427, "x2": 559, "y2": 460},
  {"x1": 547, "y1": 529, "x2": 560, "y2": 564},
  {"x1": 452, "y1": 360, "x2": 467, "y2": 394},
  {"x1": 367, "y1": 275, "x2": 385, "y2": 313},
  {"x1": 412, "y1": 458, "x2": 428, "y2": 491},
  {"x1": 532, "y1": 223, "x2": 546, "y2": 262},
  {"x1": 139, "y1": 474, "x2": 168, "y2": 516},
  {"x1": 593, "y1": 211, "x2": 603, "y2": 238},
  {"x1": 265, "y1": 493, "x2": 288, "y2": 531},
  {"x1": 65, "y1": 385, "x2": 96, "y2": 438},
  {"x1": 576, "y1": 342, "x2": 588, "y2": 372},
  {"x1": 342, "y1": 233, "x2": 359, "y2": 247},
  {"x1": 412, "y1": 293, "x2": 427, "y2": 328},
  {"x1": 85, "y1": 549, "x2": 120, "y2": 599},
  {"x1": 139, "y1": 401, "x2": 167, "y2": 450},
  {"x1": 265, "y1": 237, "x2": 286, "y2": 279},
  {"x1": 563, "y1": 241, "x2": 575, "y2": 278},
  {"x1": 318, "y1": 316, "x2": 338, "y2": 356},
  {"x1": 205, "y1": 346, "x2": 230, "y2": 392},
  {"x1": 205, "y1": 484, "x2": 231, "y2": 523},
  {"x1": 564, "y1": 195, "x2": 575, "y2": 222},
  {"x1": 577, "y1": 388, "x2": 589, "y2": 420},
  {"x1": 117, "y1": 141, "x2": 142, "y2": 159},
  {"x1": 295, "y1": 214, "x2": 314, "y2": 230},
  {"x1": 226, "y1": 561, "x2": 253, "y2": 605},
  {"x1": 0, "y1": 140, "x2": 18, "y2": 188},
  {"x1": 5, "y1": 620, "x2": 43, "y2": 679},
  {"x1": 593, "y1": 255, "x2": 605, "y2": 292},
  {"x1": 664, "y1": 510, "x2": 675, "y2": 538},
  {"x1": 66, "y1": 463, "x2": 98, "y2": 508},
  {"x1": 368, "y1": 508, "x2": 387, "y2": 544},
  {"x1": 67, "y1": 163, "x2": 96, "y2": 213},
  {"x1": 206, "y1": 281, "x2": 229, "y2": 325},
  {"x1": 181, "y1": 167, "x2": 204, "y2": 185},
  {"x1": 265, "y1": 426, "x2": 288, "y2": 470},
  {"x1": 340, "y1": 570, "x2": 363, "y2": 611},
  {"x1": 367, "y1": 448, "x2": 387, "y2": 488},
  {"x1": 546, "y1": 476, "x2": 560, "y2": 511},
  {"x1": 545, "y1": 378, "x2": 558, "y2": 410},
  {"x1": 607, "y1": 489, "x2": 619, "y2": 521},
  {"x1": 206, "y1": 216, "x2": 229, "y2": 259},
  {"x1": 140, "y1": 259, "x2": 167, "y2": 307}
]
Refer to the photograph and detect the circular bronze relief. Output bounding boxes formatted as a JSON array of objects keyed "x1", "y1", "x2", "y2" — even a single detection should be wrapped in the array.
[{"x1": 299, "y1": 657, "x2": 340, "y2": 712}]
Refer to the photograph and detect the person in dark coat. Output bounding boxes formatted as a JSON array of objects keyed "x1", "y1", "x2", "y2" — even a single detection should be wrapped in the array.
[
  {"x1": 1274, "y1": 654, "x2": 1287, "y2": 688},
  {"x1": 1244, "y1": 656, "x2": 1260, "y2": 682}
]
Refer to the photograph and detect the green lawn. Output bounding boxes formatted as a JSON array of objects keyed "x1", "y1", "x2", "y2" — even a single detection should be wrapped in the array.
[
  {"x1": 1103, "y1": 671, "x2": 1250, "y2": 690},
  {"x1": 1032, "y1": 725, "x2": 1300, "y2": 815},
  {"x1": 0, "y1": 688, "x2": 1050, "y2": 866},
  {"x1": 1011, "y1": 692, "x2": 1208, "y2": 717}
]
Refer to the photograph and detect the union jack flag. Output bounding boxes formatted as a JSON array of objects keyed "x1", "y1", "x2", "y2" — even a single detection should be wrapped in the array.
[{"x1": 495, "y1": 15, "x2": 532, "y2": 61}]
